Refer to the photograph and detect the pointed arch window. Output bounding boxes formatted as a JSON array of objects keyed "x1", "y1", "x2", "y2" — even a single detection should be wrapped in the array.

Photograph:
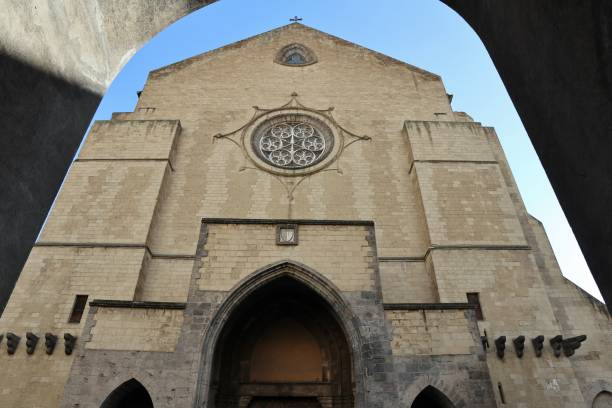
[
  {"x1": 208, "y1": 275, "x2": 354, "y2": 407},
  {"x1": 411, "y1": 386, "x2": 455, "y2": 408},
  {"x1": 286, "y1": 52, "x2": 306, "y2": 65},
  {"x1": 101, "y1": 379, "x2": 153, "y2": 408},
  {"x1": 275, "y1": 43, "x2": 317, "y2": 66},
  {"x1": 593, "y1": 391, "x2": 612, "y2": 408}
]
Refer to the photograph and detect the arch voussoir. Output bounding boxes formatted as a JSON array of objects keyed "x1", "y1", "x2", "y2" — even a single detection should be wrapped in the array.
[{"x1": 193, "y1": 260, "x2": 368, "y2": 408}]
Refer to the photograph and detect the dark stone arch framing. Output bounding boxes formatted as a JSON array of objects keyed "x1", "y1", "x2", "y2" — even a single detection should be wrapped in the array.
[
  {"x1": 410, "y1": 386, "x2": 455, "y2": 408},
  {"x1": 101, "y1": 378, "x2": 154, "y2": 408},
  {"x1": 57, "y1": 219, "x2": 391, "y2": 408},
  {"x1": 209, "y1": 276, "x2": 355, "y2": 407},
  {"x1": 60, "y1": 219, "x2": 495, "y2": 408},
  {"x1": 191, "y1": 257, "x2": 379, "y2": 408},
  {"x1": 274, "y1": 43, "x2": 318, "y2": 67},
  {"x1": 186, "y1": 220, "x2": 401, "y2": 408},
  {"x1": 592, "y1": 390, "x2": 612, "y2": 408},
  {"x1": 583, "y1": 381, "x2": 612, "y2": 407},
  {"x1": 391, "y1": 321, "x2": 496, "y2": 408}
]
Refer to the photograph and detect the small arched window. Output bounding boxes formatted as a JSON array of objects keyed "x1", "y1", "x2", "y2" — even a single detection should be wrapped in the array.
[
  {"x1": 411, "y1": 386, "x2": 455, "y2": 408},
  {"x1": 593, "y1": 391, "x2": 612, "y2": 408},
  {"x1": 275, "y1": 43, "x2": 317, "y2": 66},
  {"x1": 286, "y1": 52, "x2": 306, "y2": 65},
  {"x1": 101, "y1": 379, "x2": 153, "y2": 408}
]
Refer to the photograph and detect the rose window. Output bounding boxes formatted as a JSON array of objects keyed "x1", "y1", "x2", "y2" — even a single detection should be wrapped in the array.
[{"x1": 253, "y1": 118, "x2": 333, "y2": 169}]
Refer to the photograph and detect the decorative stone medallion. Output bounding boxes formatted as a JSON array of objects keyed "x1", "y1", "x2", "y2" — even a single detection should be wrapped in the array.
[
  {"x1": 213, "y1": 93, "x2": 370, "y2": 183},
  {"x1": 251, "y1": 115, "x2": 334, "y2": 169}
]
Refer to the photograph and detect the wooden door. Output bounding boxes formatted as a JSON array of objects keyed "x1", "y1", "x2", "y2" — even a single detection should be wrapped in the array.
[{"x1": 248, "y1": 397, "x2": 321, "y2": 408}]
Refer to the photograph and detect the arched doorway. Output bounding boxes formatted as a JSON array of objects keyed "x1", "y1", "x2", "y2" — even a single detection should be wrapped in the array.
[
  {"x1": 593, "y1": 391, "x2": 612, "y2": 408},
  {"x1": 209, "y1": 276, "x2": 354, "y2": 408},
  {"x1": 411, "y1": 386, "x2": 455, "y2": 408},
  {"x1": 100, "y1": 379, "x2": 154, "y2": 408}
]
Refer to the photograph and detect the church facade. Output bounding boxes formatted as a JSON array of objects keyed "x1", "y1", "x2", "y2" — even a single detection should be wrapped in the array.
[{"x1": 0, "y1": 23, "x2": 610, "y2": 408}]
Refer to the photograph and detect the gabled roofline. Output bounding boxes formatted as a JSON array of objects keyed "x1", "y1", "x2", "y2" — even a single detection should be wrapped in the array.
[{"x1": 150, "y1": 22, "x2": 440, "y2": 80}]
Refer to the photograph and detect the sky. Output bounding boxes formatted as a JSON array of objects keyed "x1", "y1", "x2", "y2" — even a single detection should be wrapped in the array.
[{"x1": 83, "y1": 0, "x2": 603, "y2": 300}]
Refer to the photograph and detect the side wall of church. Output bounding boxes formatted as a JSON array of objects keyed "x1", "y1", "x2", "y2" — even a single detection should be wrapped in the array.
[
  {"x1": 528, "y1": 217, "x2": 612, "y2": 405},
  {"x1": 484, "y1": 127, "x2": 611, "y2": 407},
  {"x1": 402, "y1": 120, "x2": 609, "y2": 407},
  {"x1": 387, "y1": 307, "x2": 495, "y2": 407}
]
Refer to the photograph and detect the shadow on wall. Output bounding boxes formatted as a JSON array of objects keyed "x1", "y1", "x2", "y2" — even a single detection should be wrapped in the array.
[{"x1": 0, "y1": 53, "x2": 101, "y2": 315}]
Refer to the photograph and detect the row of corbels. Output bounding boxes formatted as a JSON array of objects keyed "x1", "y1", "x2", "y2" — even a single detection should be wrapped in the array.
[
  {"x1": 0, "y1": 332, "x2": 77, "y2": 356},
  {"x1": 481, "y1": 331, "x2": 587, "y2": 359}
]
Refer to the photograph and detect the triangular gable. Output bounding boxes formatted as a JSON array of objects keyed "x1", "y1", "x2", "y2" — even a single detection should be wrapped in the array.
[{"x1": 151, "y1": 23, "x2": 440, "y2": 80}]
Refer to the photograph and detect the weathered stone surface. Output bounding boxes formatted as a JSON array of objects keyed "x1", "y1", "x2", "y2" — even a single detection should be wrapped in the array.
[
  {"x1": 0, "y1": 0, "x2": 216, "y2": 314},
  {"x1": 441, "y1": 0, "x2": 612, "y2": 310},
  {"x1": 1, "y1": 0, "x2": 611, "y2": 322},
  {"x1": 0, "y1": 23, "x2": 609, "y2": 408}
]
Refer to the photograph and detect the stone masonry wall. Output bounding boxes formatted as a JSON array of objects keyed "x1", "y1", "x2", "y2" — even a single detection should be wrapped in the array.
[
  {"x1": 3, "y1": 22, "x2": 611, "y2": 408},
  {"x1": 387, "y1": 307, "x2": 495, "y2": 407},
  {"x1": 130, "y1": 24, "x2": 448, "y2": 260},
  {"x1": 0, "y1": 246, "x2": 147, "y2": 407},
  {"x1": 414, "y1": 161, "x2": 526, "y2": 246},
  {"x1": 386, "y1": 309, "x2": 474, "y2": 355},
  {"x1": 79, "y1": 120, "x2": 181, "y2": 163},
  {"x1": 87, "y1": 307, "x2": 184, "y2": 352},
  {"x1": 138, "y1": 258, "x2": 193, "y2": 302},
  {"x1": 484, "y1": 127, "x2": 612, "y2": 407},
  {"x1": 60, "y1": 220, "x2": 400, "y2": 408},
  {"x1": 404, "y1": 121, "x2": 496, "y2": 163},
  {"x1": 406, "y1": 120, "x2": 596, "y2": 407},
  {"x1": 528, "y1": 217, "x2": 612, "y2": 404},
  {"x1": 379, "y1": 261, "x2": 438, "y2": 303},
  {"x1": 0, "y1": 118, "x2": 180, "y2": 407},
  {"x1": 39, "y1": 161, "x2": 168, "y2": 244},
  {"x1": 198, "y1": 223, "x2": 377, "y2": 293}
]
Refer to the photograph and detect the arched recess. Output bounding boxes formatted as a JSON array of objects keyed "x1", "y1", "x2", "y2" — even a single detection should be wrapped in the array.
[
  {"x1": 593, "y1": 391, "x2": 612, "y2": 408},
  {"x1": 100, "y1": 378, "x2": 154, "y2": 408},
  {"x1": 411, "y1": 386, "x2": 455, "y2": 408},
  {"x1": 195, "y1": 261, "x2": 365, "y2": 408}
]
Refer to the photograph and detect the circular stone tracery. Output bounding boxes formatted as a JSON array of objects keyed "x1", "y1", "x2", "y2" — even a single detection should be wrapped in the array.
[{"x1": 252, "y1": 117, "x2": 333, "y2": 169}]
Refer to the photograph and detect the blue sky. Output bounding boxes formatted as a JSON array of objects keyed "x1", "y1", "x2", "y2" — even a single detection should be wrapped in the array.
[{"x1": 85, "y1": 0, "x2": 602, "y2": 300}]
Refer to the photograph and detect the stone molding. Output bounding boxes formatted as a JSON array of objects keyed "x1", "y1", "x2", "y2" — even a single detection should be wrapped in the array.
[
  {"x1": 274, "y1": 43, "x2": 318, "y2": 67},
  {"x1": 193, "y1": 259, "x2": 369, "y2": 408},
  {"x1": 202, "y1": 217, "x2": 374, "y2": 226},
  {"x1": 89, "y1": 300, "x2": 186, "y2": 310},
  {"x1": 383, "y1": 302, "x2": 477, "y2": 310}
]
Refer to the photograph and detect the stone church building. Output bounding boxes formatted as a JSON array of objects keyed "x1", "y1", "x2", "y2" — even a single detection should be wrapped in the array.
[{"x1": 0, "y1": 23, "x2": 610, "y2": 408}]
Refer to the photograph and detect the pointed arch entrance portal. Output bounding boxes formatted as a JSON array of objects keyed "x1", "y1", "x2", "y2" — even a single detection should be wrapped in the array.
[
  {"x1": 208, "y1": 274, "x2": 355, "y2": 408},
  {"x1": 411, "y1": 386, "x2": 455, "y2": 408},
  {"x1": 100, "y1": 379, "x2": 154, "y2": 408}
]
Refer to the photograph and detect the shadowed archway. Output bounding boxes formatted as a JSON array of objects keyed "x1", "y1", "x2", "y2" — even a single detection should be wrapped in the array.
[
  {"x1": 196, "y1": 261, "x2": 364, "y2": 408},
  {"x1": 100, "y1": 379, "x2": 154, "y2": 408},
  {"x1": 411, "y1": 386, "x2": 455, "y2": 408},
  {"x1": 210, "y1": 276, "x2": 353, "y2": 408},
  {"x1": 593, "y1": 391, "x2": 612, "y2": 408}
]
